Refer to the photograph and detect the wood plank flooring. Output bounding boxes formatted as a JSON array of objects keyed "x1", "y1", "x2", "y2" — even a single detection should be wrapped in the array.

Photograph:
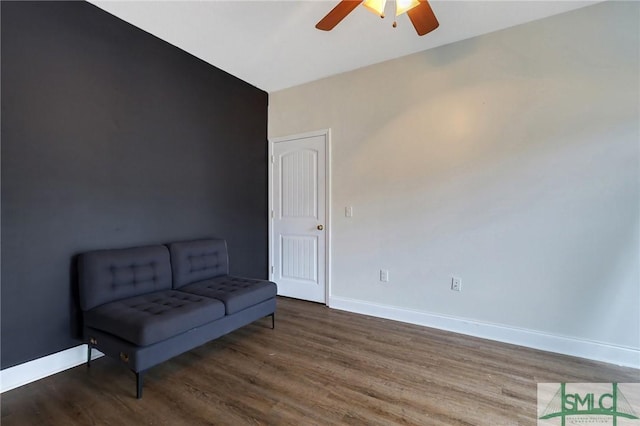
[{"x1": 2, "y1": 297, "x2": 638, "y2": 425}]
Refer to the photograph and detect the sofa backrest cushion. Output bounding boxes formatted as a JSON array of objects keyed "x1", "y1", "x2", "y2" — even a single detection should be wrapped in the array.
[
  {"x1": 79, "y1": 245, "x2": 172, "y2": 311},
  {"x1": 168, "y1": 239, "x2": 229, "y2": 288}
]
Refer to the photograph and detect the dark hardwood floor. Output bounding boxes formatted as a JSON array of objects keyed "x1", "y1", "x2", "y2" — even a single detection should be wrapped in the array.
[{"x1": 1, "y1": 297, "x2": 638, "y2": 425}]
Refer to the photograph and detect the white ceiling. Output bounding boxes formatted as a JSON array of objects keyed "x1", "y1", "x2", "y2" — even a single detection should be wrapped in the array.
[{"x1": 89, "y1": 1, "x2": 601, "y2": 92}]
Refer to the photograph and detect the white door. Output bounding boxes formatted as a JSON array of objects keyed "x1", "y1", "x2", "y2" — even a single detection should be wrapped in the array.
[{"x1": 270, "y1": 131, "x2": 328, "y2": 303}]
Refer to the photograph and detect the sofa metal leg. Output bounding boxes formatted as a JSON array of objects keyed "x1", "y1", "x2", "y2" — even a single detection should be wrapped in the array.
[
  {"x1": 87, "y1": 343, "x2": 92, "y2": 368},
  {"x1": 270, "y1": 313, "x2": 275, "y2": 330},
  {"x1": 136, "y1": 371, "x2": 144, "y2": 399}
]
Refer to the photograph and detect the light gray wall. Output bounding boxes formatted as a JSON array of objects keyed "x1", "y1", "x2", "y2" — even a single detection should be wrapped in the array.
[{"x1": 269, "y1": 2, "x2": 639, "y2": 351}]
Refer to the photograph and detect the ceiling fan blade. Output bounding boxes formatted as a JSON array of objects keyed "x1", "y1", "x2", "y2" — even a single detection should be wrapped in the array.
[
  {"x1": 407, "y1": 0, "x2": 439, "y2": 36},
  {"x1": 316, "y1": 0, "x2": 364, "y2": 31}
]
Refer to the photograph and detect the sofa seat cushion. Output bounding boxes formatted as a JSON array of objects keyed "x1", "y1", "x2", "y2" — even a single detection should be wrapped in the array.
[
  {"x1": 84, "y1": 290, "x2": 225, "y2": 346},
  {"x1": 180, "y1": 276, "x2": 277, "y2": 315}
]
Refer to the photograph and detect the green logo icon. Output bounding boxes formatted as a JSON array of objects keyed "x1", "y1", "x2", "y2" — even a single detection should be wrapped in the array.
[{"x1": 539, "y1": 383, "x2": 639, "y2": 425}]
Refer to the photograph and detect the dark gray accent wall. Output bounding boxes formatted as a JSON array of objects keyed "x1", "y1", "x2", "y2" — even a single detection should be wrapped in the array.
[{"x1": 1, "y1": 1, "x2": 269, "y2": 369}]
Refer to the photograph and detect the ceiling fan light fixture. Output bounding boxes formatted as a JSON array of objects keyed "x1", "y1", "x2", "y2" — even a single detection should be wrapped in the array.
[
  {"x1": 363, "y1": 0, "x2": 387, "y2": 17},
  {"x1": 395, "y1": 0, "x2": 420, "y2": 16},
  {"x1": 316, "y1": 0, "x2": 439, "y2": 36}
]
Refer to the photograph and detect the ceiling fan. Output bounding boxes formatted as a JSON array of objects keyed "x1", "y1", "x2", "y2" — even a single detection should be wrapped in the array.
[{"x1": 316, "y1": 0, "x2": 439, "y2": 36}]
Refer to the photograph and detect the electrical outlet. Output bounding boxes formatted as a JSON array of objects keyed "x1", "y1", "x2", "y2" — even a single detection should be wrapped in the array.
[
  {"x1": 380, "y1": 269, "x2": 389, "y2": 282},
  {"x1": 451, "y1": 276, "x2": 462, "y2": 291}
]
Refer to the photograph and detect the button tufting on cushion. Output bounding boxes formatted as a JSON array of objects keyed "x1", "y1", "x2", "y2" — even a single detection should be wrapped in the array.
[
  {"x1": 84, "y1": 289, "x2": 225, "y2": 346},
  {"x1": 169, "y1": 240, "x2": 230, "y2": 287},
  {"x1": 79, "y1": 245, "x2": 173, "y2": 312},
  {"x1": 179, "y1": 276, "x2": 277, "y2": 315}
]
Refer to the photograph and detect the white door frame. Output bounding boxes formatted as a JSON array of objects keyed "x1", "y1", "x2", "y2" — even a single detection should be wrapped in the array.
[{"x1": 268, "y1": 129, "x2": 331, "y2": 304}]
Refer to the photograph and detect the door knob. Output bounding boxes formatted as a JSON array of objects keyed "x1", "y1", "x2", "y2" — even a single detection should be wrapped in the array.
[{"x1": 317, "y1": 225, "x2": 324, "y2": 231}]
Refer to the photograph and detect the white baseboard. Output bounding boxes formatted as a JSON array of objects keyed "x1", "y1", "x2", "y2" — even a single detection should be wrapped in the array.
[
  {"x1": 2, "y1": 299, "x2": 638, "y2": 393},
  {"x1": 0, "y1": 345, "x2": 104, "y2": 393},
  {"x1": 329, "y1": 295, "x2": 640, "y2": 369}
]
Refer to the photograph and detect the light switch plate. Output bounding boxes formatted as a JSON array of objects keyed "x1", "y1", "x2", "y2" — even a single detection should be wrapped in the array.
[{"x1": 345, "y1": 206, "x2": 353, "y2": 217}]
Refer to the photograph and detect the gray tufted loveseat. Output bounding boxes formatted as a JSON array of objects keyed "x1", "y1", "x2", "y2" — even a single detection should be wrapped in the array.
[{"x1": 78, "y1": 238, "x2": 276, "y2": 398}]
